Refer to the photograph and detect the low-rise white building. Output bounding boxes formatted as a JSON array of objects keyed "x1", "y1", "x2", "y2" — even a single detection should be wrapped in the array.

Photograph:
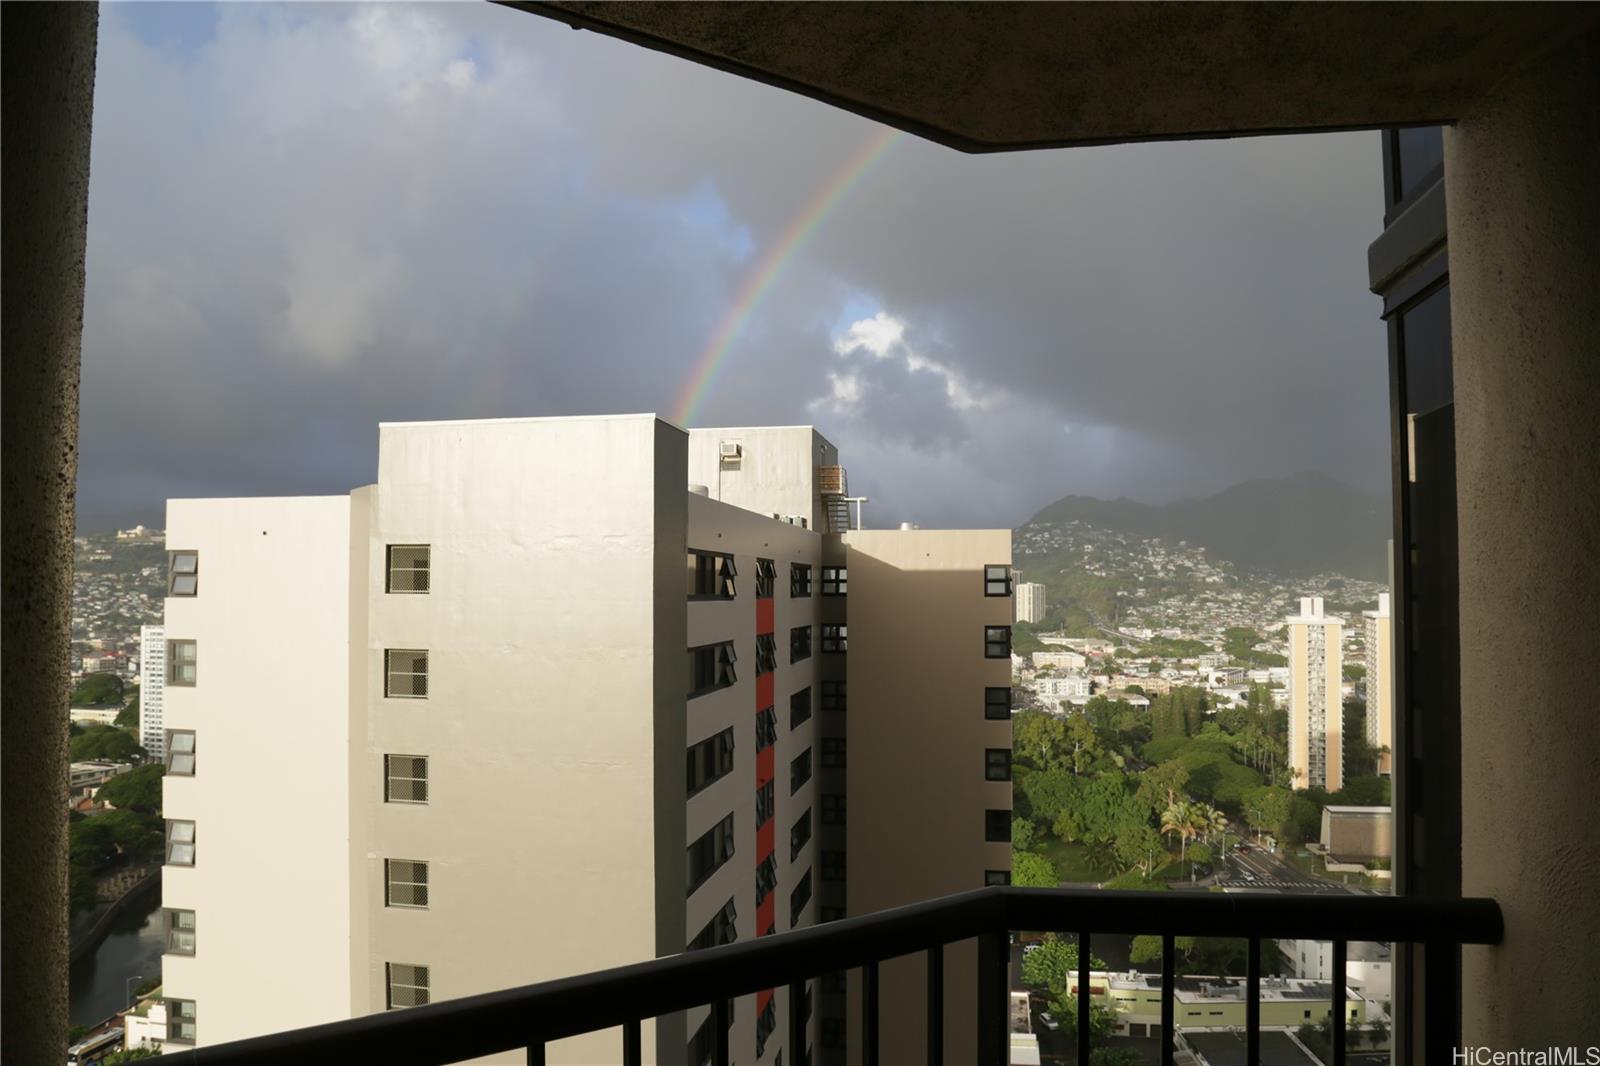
[{"x1": 1031, "y1": 650, "x2": 1086, "y2": 671}]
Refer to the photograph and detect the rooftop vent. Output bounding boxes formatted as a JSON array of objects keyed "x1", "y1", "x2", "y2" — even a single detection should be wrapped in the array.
[{"x1": 719, "y1": 442, "x2": 742, "y2": 461}]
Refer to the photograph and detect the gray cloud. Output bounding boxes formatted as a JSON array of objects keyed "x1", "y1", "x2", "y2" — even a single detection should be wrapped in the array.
[{"x1": 79, "y1": 2, "x2": 1388, "y2": 532}]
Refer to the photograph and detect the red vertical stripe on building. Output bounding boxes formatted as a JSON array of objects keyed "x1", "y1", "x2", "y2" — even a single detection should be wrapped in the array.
[
  {"x1": 756, "y1": 597, "x2": 775, "y2": 635},
  {"x1": 756, "y1": 745, "x2": 774, "y2": 789},
  {"x1": 756, "y1": 671, "x2": 774, "y2": 710},
  {"x1": 758, "y1": 815, "x2": 775, "y2": 860}
]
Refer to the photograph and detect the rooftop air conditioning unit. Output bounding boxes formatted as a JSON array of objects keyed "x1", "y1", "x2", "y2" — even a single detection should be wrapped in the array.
[{"x1": 719, "y1": 442, "x2": 742, "y2": 460}]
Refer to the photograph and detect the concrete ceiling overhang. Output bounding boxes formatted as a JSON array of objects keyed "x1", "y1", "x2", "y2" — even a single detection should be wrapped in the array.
[{"x1": 501, "y1": 1, "x2": 1598, "y2": 151}]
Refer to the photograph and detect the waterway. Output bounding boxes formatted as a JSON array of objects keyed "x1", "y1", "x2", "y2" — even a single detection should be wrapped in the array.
[{"x1": 69, "y1": 895, "x2": 163, "y2": 1026}]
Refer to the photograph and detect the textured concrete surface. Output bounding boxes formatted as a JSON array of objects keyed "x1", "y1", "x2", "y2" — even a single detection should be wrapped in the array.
[
  {"x1": 510, "y1": 2, "x2": 1598, "y2": 150},
  {"x1": 1, "y1": 4, "x2": 99, "y2": 1060},
  {"x1": 1447, "y1": 29, "x2": 1600, "y2": 1043}
]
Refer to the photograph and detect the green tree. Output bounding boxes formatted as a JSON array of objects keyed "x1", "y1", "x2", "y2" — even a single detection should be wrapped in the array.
[
  {"x1": 104, "y1": 1050, "x2": 163, "y2": 1063},
  {"x1": 1012, "y1": 710, "x2": 1069, "y2": 770},
  {"x1": 1064, "y1": 713, "x2": 1102, "y2": 775},
  {"x1": 1048, "y1": 993, "x2": 1119, "y2": 1040},
  {"x1": 1130, "y1": 934, "x2": 1195, "y2": 964},
  {"x1": 71, "y1": 672, "x2": 125, "y2": 707},
  {"x1": 1136, "y1": 761, "x2": 1190, "y2": 814},
  {"x1": 115, "y1": 689, "x2": 141, "y2": 729},
  {"x1": 1112, "y1": 822, "x2": 1164, "y2": 879},
  {"x1": 1337, "y1": 775, "x2": 1391, "y2": 806},
  {"x1": 1021, "y1": 934, "x2": 1107, "y2": 993},
  {"x1": 96, "y1": 764, "x2": 164, "y2": 814},
  {"x1": 1012, "y1": 850, "x2": 1058, "y2": 888},
  {"x1": 70, "y1": 725, "x2": 145, "y2": 762}
]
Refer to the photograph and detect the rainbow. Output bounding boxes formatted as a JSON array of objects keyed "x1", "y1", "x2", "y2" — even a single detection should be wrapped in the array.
[{"x1": 671, "y1": 125, "x2": 901, "y2": 426}]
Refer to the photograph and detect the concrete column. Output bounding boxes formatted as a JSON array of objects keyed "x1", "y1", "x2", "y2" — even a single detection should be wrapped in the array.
[
  {"x1": 1446, "y1": 29, "x2": 1599, "y2": 1042},
  {"x1": 1, "y1": 4, "x2": 99, "y2": 1060}
]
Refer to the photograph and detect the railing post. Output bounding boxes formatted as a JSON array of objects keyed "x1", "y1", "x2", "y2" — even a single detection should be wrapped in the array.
[
  {"x1": 927, "y1": 943, "x2": 944, "y2": 1066},
  {"x1": 976, "y1": 929, "x2": 1007, "y2": 1066},
  {"x1": 1332, "y1": 939, "x2": 1347, "y2": 1066},
  {"x1": 790, "y1": 978, "x2": 807, "y2": 1066},
  {"x1": 1077, "y1": 931, "x2": 1091, "y2": 1066},
  {"x1": 862, "y1": 961, "x2": 879, "y2": 1066},
  {"x1": 1247, "y1": 935, "x2": 1261, "y2": 1066},
  {"x1": 622, "y1": 1018, "x2": 641, "y2": 1066},
  {"x1": 714, "y1": 998, "x2": 730, "y2": 1066},
  {"x1": 1161, "y1": 934, "x2": 1176, "y2": 1066},
  {"x1": 1422, "y1": 938, "x2": 1460, "y2": 1066},
  {"x1": 527, "y1": 1043, "x2": 545, "y2": 1066}
]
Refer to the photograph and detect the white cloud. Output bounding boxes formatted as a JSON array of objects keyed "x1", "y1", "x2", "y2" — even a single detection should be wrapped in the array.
[{"x1": 832, "y1": 311, "x2": 904, "y2": 358}]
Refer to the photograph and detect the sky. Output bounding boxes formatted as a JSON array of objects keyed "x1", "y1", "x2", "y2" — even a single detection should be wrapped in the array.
[{"x1": 79, "y1": 2, "x2": 1389, "y2": 531}]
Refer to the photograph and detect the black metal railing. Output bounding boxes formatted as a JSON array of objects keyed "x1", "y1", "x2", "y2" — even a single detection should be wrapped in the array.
[{"x1": 161, "y1": 887, "x2": 1501, "y2": 1066}]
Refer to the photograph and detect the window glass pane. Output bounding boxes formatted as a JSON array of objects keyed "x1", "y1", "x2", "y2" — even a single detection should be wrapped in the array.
[
  {"x1": 1395, "y1": 125, "x2": 1444, "y2": 201},
  {"x1": 171, "y1": 574, "x2": 198, "y2": 595}
]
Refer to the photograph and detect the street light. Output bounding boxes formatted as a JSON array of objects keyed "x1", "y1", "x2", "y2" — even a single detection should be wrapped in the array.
[{"x1": 126, "y1": 974, "x2": 144, "y2": 1010}]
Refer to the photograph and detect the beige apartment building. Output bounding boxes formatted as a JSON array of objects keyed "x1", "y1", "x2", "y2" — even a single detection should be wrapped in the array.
[
  {"x1": 156, "y1": 415, "x2": 1009, "y2": 1065},
  {"x1": 1363, "y1": 593, "x2": 1393, "y2": 777},
  {"x1": 1286, "y1": 596, "x2": 1344, "y2": 792}
]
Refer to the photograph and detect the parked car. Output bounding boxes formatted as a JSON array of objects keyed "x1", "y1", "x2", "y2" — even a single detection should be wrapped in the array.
[
  {"x1": 1023, "y1": 943, "x2": 1041, "y2": 958},
  {"x1": 1235, "y1": 843, "x2": 1251, "y2": 853},
  {"x1": 1038, "y1": 1012, "x2": 1060, "y2": 1031}
]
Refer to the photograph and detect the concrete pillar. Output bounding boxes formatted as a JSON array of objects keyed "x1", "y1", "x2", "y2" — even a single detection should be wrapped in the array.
[
  {"x1": 1446, "y1": 29, "x2": 1599, "y2": 1042},
  {"x1": 1, "y1": 4, "x2": 99, "y2": 1060}
]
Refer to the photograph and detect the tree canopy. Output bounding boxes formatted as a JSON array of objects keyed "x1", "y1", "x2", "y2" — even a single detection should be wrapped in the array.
[
  {"x1": 1011, "y1": 850, "x2": 1058, "y2": 888},
  {"x1": 71, "y1": 672, "x2": 125, "y2": 707},
  {"x1": 96, "y1": 763, "x2": 164, "y2": 814},
  {"x1": 70, "y1": 725, "x2": 145, "y2": 763}
]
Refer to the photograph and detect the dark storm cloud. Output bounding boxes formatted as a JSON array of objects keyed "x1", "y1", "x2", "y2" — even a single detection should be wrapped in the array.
[{"x1": 79, "y1": 2, "x2": 1387, "y2": 531}]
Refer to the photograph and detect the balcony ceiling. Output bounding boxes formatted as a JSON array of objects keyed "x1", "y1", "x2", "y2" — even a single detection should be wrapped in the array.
[{"x1": 503, "y1": 2, "x2": 1597, "y2": 151}]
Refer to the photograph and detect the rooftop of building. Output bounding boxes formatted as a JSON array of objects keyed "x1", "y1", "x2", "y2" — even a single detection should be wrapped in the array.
[{"x1": 1104, "y1": 972, "x2": 1366, "y2": 1004}]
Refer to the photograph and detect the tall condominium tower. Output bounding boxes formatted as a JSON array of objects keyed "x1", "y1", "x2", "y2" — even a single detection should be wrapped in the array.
[
  {"x1": 1286, "y1": 595, "x2": 1344, "y2": 792},
  {"x1": 137, "y1": 624, "x2": 165, "y2": 760},
  {"x1": 1363, "y1": 593, "x2": 1393, "y2": 777},
  {"x1": 1014, "y1": 582, "x2": 1047, "y2": 624},
  {"x1": 156, "y1": 416, "x2": 1011, "y2": 1065}
]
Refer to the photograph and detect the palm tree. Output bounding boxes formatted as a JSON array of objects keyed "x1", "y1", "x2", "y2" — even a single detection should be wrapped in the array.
[
  {"x1": 1205, "y1": 805, "x2": 1229, "y2": 844},
  {"x1": 1163, "y1": 801, "x2": 1199, "y2": 863}
]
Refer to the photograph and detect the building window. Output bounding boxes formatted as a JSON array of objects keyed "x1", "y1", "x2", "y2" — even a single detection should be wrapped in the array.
[
  {"x1": 756, "y1": 557, "x2": 777, "y2": 599},
  {"x1": 756, "y1": 779, "x2": 775, "y2": 829},
  {"x1": 790, "y1": 687, "x2": 812, "y2": 729},
  {"x1": 984, "y1": 564, "x2": 1012, "y2": 597},
  {"x1": 756, "y1": 995, "x2": 778, "y2": 1059},
  {"x1": 756, "y1": 633, "x2": 777, "y2": 675},
  {"x1": 164, "y1": 909, "x2": 196, "y2": 956},
  {"x1": 385, "y1": 545, "x2": 430, "y2": 593},
  {"x1": 820, "y1": 566, "x2": 847, "y2": 596},
  {"x1": 791, "y1": 808, "x2": 812, "y2": 861},
  {"x1": 985, "y1": 809, "x2": 1012, "y2": 843},
  {"x1": 688, "y1": 641, "x2": 737, "y2": 697},
  {"x1": 756, "y1": 854, "x2": 778, "y2": 906},
  {"x1": 385, "y1": 859, "x2": 430, "y2": 909},
  {"x1": 790, "y1": 748, "x2": 812, "y2": 794},
  {"x1": 166, "y1": 640, "x2": 197, "y2": 686},
  {"x1": 165, "y1": 730, "x2": 196, "y2": 776},
  {"x1": 790, "y1": 869, "x2": 812, "y2": 927},
  {"x1": 165, "y1": 820, "x2": 195, "y2": 866},
  {"x1": 984, "y1": 626, "x2": 1011, "y2": 659},
  {"x1": 756, "y1": 706, "x2": 777, "y2": 752},
  {"x1": 821, "y1": 624, "x2": 847, "y2": 654},
  {"x1": 168, "y1": 551, "x2": 199, "y2": 597},
  {"x1": 821, "y1": 793, "x2": 846, "y2": 825},
  {"x1": 688, "y1": 550, "x2": 736, "y2": 599},
  {"x1": 790, "y1": 625, "x2": 812, "y2": 663},
  {"x1": 985, "y1": 748, "x2": 1013, "y2": 781},
  {"x1": 821, "y1": 680, "x2": 846, "y2": 712},
  {"x1": 384, "y1": 754, "x2": 429, "y2": 804},
  {"x1": 386, "y1": 963, "x2": 430, "y2": 1009},
  {"x1": 687, "y1": 813, "x2": 736, "y2": 896},
  {"x1": 165, "y1": 999, "x2": 197, "y2": 1044},
  {"x1": 821, "y1": 849, "x2": 846, "y2": 882},
  {"x1": 985, "y1": 686, "x2": 1012, "y2": 720},
  {"x1": 688, "y1": 727, "x2": 736, "y2": 797},
  {"x1": 985, "y1": 870, "x2": 1011, "y2": 887},
  {"x1": 790, "y1": 563, "x2": 812, "y2": 597},
  {"x1": 821, "y1": 737, "x2": 846, "y2": 769},
  {"x1": 385, "y1": 649, "x2": 429, "y2": 698},
  {"x1": 688, "y1": 898, "x2": 738, "y2": 952}
]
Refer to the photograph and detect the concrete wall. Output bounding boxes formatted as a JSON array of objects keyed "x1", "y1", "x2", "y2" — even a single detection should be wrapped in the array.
[
  {"x1": 361, "y1": 415, "x2": 671, "y2": 1063},
  {"x1": 1447, "y1": 27, "x2": 1600, "y2": 1044},
  {"x1": 161, "y1": 496, "x2": 355, "y2": 1045},
  {"x1": 688, "y1": 427, "x2": 839, "y2": 533},
  {"x1": 0, "y1": 6, "x2": 98, "y2": 1057},
  {"x1": 840, "y1": 529, "x2": 1012, "y2": 1065}
]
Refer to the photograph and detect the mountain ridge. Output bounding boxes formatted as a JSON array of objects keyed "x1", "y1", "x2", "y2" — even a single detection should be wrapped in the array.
[{"x1": 1019, "y1": 471, "x2": 1388, "y2": 581}]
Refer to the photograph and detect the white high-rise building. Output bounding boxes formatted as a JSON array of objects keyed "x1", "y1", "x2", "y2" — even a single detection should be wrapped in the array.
[
  {"x1": 158, "y1": 416, "x2": 1011, "y2": 1065},
  {"x1": 1364, "y1": 593, "x2": 1393, "y2": 777},
  {"x1": 1014, "y1": 582, "x2": 1047, "y2": 623},
  {"x1": 138, "y1": 624, "x2": 165, "y2": 760},
  {"x1": 1286, "y1": 595, "x2": 1344, "y2": 792}
]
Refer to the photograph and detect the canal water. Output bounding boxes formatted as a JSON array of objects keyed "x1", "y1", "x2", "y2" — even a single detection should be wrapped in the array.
[{"x1": 70, "y1": 895, "x2": 163, "y2": 1026}]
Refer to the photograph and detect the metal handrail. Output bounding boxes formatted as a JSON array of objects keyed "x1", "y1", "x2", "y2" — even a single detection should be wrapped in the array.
[{"x1": 160, "y1": 886, "x2": 1502, "y2": 1066}]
